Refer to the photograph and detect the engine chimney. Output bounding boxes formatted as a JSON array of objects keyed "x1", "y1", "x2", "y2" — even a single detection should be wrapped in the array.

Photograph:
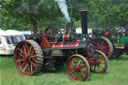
[{"x1": 80, "y1": 8, "x2": 88, "y2": 35}]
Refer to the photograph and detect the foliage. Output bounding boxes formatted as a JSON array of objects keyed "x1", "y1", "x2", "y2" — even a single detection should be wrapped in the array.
[
  {"x1": 0, "y1": 0, "x2": 128, "y2": 31},
  {"x1": 0, "y1": 0, "x2": 62, "y2": 32}
]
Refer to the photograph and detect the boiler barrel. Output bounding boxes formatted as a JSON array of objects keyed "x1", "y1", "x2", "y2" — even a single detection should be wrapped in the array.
[{"x1": 80, "y1": 9, "x2": 88, "y2": 35}]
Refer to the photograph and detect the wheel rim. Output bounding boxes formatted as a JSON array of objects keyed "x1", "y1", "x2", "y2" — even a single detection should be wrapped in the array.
[
  {"x1": 87, "y1": 43, "x2": 95, "y2": 57},
  {"x1": 14, "y1": 41, "x2": 37, "y2": 75},
  {"x1": 67, "y1": 55, "x2": 89, "y2": 81},
  {"x1": 93, "y1": 38, "x2": 111, "y2": 58},
  {"x1": 90, "y1": 51, "x2": 107, "y2": 73}
]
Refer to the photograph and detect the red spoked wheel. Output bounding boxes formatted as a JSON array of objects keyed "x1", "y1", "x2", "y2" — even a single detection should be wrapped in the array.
[
  {"x1": 14, "y1": 40, "x2": 44, "y2": 76},
  {"x1": 92, "y1": 37, "x2": 113, "y2": 58},
  {"x1": 90, "y1": 50, "x2": 108, "y2": 73},
  {"x1": 66, "y1": 54, "x2": 90, "y2": 81}
]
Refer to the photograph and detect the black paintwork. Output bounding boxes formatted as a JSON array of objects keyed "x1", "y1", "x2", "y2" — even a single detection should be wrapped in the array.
[{"x1": 80, "y1": 10, "x2": 88, "y2": 35}]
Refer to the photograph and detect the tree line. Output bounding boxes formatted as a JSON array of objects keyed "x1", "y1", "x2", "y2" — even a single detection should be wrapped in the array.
[{"x1": 0, "y1": 0, "x2": 128, "y2": 32}]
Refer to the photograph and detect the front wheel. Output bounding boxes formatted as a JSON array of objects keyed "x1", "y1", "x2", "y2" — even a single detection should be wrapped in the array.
[
  {"x1": 66, "y1": 54, "x2": 90, "y2": 81},
  {"x1": 90, "y1": 50, "x2": 108, "y2": 73}
]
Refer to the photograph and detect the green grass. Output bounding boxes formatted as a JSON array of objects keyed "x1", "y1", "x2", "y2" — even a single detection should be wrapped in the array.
[{"x1": 0, "y1": 55, "x2": 128, "y2": 85}]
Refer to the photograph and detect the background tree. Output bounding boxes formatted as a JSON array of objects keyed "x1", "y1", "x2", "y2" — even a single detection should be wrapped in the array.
[
  {"x1": 0, "y1": 0, "x2": 63, "y2": 32},
  {"x1": 0, "y1": 0, "x2": 128, "y2": 32}
]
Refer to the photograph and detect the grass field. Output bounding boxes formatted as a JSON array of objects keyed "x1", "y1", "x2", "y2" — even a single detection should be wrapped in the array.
[{"x1": 0, "y1": 55, "x2": 128, "y2": 85}]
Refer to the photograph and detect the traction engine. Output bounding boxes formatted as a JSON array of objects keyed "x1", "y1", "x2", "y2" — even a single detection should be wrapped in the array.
[{"x1": 14, "y1": 9, "x2": 108, "y2": 81}]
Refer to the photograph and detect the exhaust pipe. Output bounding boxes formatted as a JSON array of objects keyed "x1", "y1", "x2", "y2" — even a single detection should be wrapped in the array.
[{"x1": 80, "y1": 8, "x2": 88, "y2": 35}]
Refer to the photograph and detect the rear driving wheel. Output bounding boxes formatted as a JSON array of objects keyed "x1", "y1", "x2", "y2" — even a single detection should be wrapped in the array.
[
  {"x1": 90, "y1": 50, "x2": 108, "y2": 73},
  {"x1": 92, "y1": 37, "x2": 113, "y2": 59},
  {"x1": 14, "y1": 40, "x2": 44, "y2": 75},
  {"x1": 66, "y1": 54, "x2": 90, "y2": 81}
]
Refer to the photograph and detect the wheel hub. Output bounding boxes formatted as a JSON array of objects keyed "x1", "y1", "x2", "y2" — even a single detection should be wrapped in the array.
[
  {"x1": 23, "y1": 55, "x2": 29, "y2": 62},
  {"x1": 74, "y1": 65, "x2": 80, "y2": 72},
  {"x1": 94, "y1": 59, "x2": 100, "y2": 66}
]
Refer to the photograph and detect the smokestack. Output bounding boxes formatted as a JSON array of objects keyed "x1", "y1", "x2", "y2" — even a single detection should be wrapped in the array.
[{"x1": 80, "y1": 8, "x2": 88, "y2": 35}]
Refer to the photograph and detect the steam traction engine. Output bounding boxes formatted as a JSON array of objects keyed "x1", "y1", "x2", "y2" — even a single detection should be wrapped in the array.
[
  {"x1": 92, "y1": 28, "x2": 128, "y2": 58},
  {"x1": 14, "y1": 9, "x2": 108, "y2": 81}
]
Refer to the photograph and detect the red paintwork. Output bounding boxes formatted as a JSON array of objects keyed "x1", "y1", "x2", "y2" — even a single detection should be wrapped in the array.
[
  {"x1": 51, "y1": 42, "x2": 63, "y2": 47},
  {"x1": 63, "y1": 34, "x2": 69, "y2": 41},
  {"x1": 26, "y1": 35, "x2": 34, "y2": 40},
  {"x1": 40, "y1": 34, "x2": 50, "y2": 48},
  {"x1": 104, "y1": 32, "x2": 109, "y2": 37},
  {"x1": 40, "y1": 34, "x2": 81, "y2": 49},
  {"x1": 86, "y1": 57, "x2": 96, "y2": 65},
  {"x1": 51, "y1": 40, "x2": 80, "y2": 48}
]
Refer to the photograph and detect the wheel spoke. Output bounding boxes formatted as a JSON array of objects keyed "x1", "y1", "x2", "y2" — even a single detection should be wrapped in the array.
[
  {"x1": 75, "y1": 58, "x2": 78, "y2": 64},
  {"x1": 18, "y1": 48, "x2": 26, "y2": 55},
  {"x1": 28, "y1": 46, "x2": 32, "y2": 55},
  {"x1": 104, "y1": 48, "x2": 110, "y2": 51},
  {"x1": 77, "y1": 59, "x2": 81, "y2": 65},
  {"x1": 77, "y1": 73, "x2": 81, "y2": 80},
  {"x1": 99, "y1": 65, "x2": 104, "y2": 70},
  {"x1": 31, "y1": 49, "x2": 35, "y2": 55},
  {"x1": 71, "y1": 69, "x2": 75, "y2": 73},
  {"x1": 98, "y1": 58, "x2": 104, "y2": 61},
  {"x1": 19, "y1": 53, "x2": 24, "y2": 58},
  {"x1": 96, "y1": 40, "x2": 99, "y2": 45},
  {"x1": 103, "y1": 45, "x2": 109, "y2": 49},
  {"x1": 81, "y1": 64, "x2": 86, "y2": 67},
  {"x1": 30, "y1": 63, "x2": 33, "y2": 73},
  {"x1": 97, "y1": 40, "x2": 100, "y2": 47},
  {"x1": 29, "y1": 60, "x2": 36, "y2": 67},
  {"x1": 20, "y1": 62, "x2": 26, "y2": 68},
  {"x1": 100, "y1": 62, "x2": 105, "y2": 64},
  {"x1": 80, "y1": 68, "x2": 87, "y2": 71},
  {"x1": 28, "y1": 64, "x2": 31, "y2": 73},
  {"x1": 30, "y1": 55, "x2": 36, "y2": 58},
  {"x1": 25, "y1": 42, "x2": 28, "y2": 51},
  {"x1": 32, "y1": 58, "x2": 37, "y2": 63},
  {"x1": 93, "y1": 41, "x2": 98, "y2": 46},
  {"x1": 74, "y1": 72, "x2": 78, "y2": 79},
  {"x1": 80, "y1": 71, "x2": 85, "y2": 77},
  {"x1": 23, "y1": 46, "x2": 27, "y2": 55},
  {"x1": 17, "y1": 59, "x2": 24, "y2": 62},
  {"x1": 100, "y1": 41, "x2": 104, "y2": 47},
  {"x1": 23, "y1": 63, "x2": 28, "y2": 72},
  {"x1": 98, "y1": 66, "x2": 100, "y2": 72},
  {"x1": 102, "y1": 41, "x2": 107, "y2": 46},
  {"x1": 68, "y1": 65, "x2": 74, "y2": 68},
  {"x1": 93, "y1": 54, "x2": 97, "y2": 58},
  {"x1": 102, "y1": 50, "x2": 109, "y2": 54},
  {"x1": 71, "y1": 61, "x2": 75, "y2": 66}
]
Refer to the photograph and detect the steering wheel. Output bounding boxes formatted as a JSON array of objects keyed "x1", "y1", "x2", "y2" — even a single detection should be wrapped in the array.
[{"x1": 44, "y1": 26, "x2": 62, "y2": 42}]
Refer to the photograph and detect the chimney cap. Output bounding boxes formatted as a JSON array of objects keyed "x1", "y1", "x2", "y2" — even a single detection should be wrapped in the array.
[{"x1": 80, "y1": 8, "x2": 88, "y2": 11}]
